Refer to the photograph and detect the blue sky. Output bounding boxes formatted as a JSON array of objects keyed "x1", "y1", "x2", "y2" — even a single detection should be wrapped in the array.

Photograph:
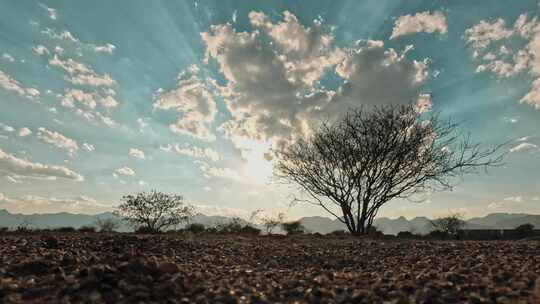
[{"x1": 0, "y1": 0, "x2": 539, "y2": 219}]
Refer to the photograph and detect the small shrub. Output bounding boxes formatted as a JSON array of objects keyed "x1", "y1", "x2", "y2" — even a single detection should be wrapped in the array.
[
  {"x1": 185, "y1": 223, "x2": 206, "y2": 234},
  {"x1": 397, "y1": 231, "x2": 415, "y2": 239},
  {"x1": 0, "y1": 227, "x2": 9, "y2": 233},
  {"x1": 215, "y1": 218, "x2": 244, "y2": 234},
  {"x1": 515, "y1": 223, "x2": 535, "y2": 238},
  {"x1": 367, "y1": 226, "x2": 384, "y2": 238},
  {"x1": 95, "y1": 218, "x2": 120, "y2": 233},
  {"x1": 134, "y1": 226, "x2": 160, "y2": 234},
  {"x1": 327, "y1": 230, "x2": 348, "y2": 236},
  {"x1": 281, "y1": 221, "x2": 305, "y2": 235},
  {"x1": 240, "y1": 225, "x2": 261, "y2": 235},
  {"x1": 78, "y1": 226, "x2": 96, "y2": 233},
  {"x1": 427, "y1": 230, "x2": 448, "y2": 240},
  {"x1": 54, "y1": 227, "x2": 76, "y2": 233}
]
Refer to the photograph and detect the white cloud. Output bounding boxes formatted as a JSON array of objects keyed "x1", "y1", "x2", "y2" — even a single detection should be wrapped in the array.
[
  {"x1": 49, "y1": 55, "x2": 116, "y2": 87},
  {"x1": 82, "y1": 143, "x2": 95, "y2": 152},
  {"x1": 0, "y1": 193, "x2": 113, "y2": 214},
  {"x1": 32, "y1": 45, "x2": 50, "y2": 56},
  {"x1": 0, "y1": 70, "x2": 40, "y2": 99},
  {"x1": 0, "y1": 123, "x2": 15, "y2": 133},
  {"x1": 129, "y1": 148, "x2": 145, "y2": 160},
  {"x1": 37, "y1": 127, "x2": 79, "y2": 156},
  {"x1": 18, "y1": 128, "x2": 32, "y2": 137},
  {"x1": 61, "y1": 89, "x2": 97, "y2": 109},
  {"x1": 42, "y1": 28, "x2": 116, "y2": 55},
  {"x1": 199, "y1": 162, "x2": 241, "y2": 181},
  {"x1": 39, "y1": 3, "x2": 58, "y2": 20},
  {"x1": 504, "y1": 196, "x2": 523, "y2": 203},
  {"x1": 162, "y1": 143, "x2": 219, "y2": 162},
  {"x1": 115, "y1": 166, "x2": 136, "y2": 176},
  {"x1": 0, "y1": 148, "x2": 83, "y2": 181},
  {"x1": 2, "y1": 53, "x2": 15, "y2": 62},
  {"x1": 465, "y1": 14, "x2": 540, "y2": 108},
  {"x1": 153, "y1": 67, "x2": 217, "y2": 141},
  {"x1": 93, "y1": 43, "x2": 116, "y2": 54},
  {"x1": 199, "y1": 11, "x2": 430, "y2": 152},
  {"x1": 509, "y1": 142, "x2": 538, "y2": 153},
  {"x1": 390, "y1": 11, "x2": 448, "y2": 39}
]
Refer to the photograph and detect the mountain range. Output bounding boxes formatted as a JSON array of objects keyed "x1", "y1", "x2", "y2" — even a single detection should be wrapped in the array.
[{"x1": 0, "y1": 209, "x2": 539, "y2": 235}]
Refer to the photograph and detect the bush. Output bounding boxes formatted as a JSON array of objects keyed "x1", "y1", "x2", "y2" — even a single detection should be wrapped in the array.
[
  {"x1": 515, "y1": 223, "x2": 535, "y2": 238},
  {"x1": 327, "y1": 230, "x2": 349, "y2": 236},
  {"x1": 240, "y1": 225, "x2": 261, "y2": 236},
  {"x1": 185, "y1": 223, "x2": 206, "y2": 234},
  {"x1": 281, "y1": 221, "x2": 305, "y2": 235},
  {"x1": 367, "y1": 226, "x2": 384, "y2": 238},
  {"x1": 54, "y1": 227, "x2": 76, "y2": 233},
  {"x1": 397, "y1": 231, "x2": 415, "y2": 239},
  {"x1": 215, "y1": 218, "x2": 244, "y2": 234},
  {"x1": 134, "y1": 226, "x2": 160, "y2": 234},
  {"x1": 95, "y1": 218, "x2": 120, "y2": 233},
  {"x1": 427, "y1": 230, "x2": 448, "y2": 240},
  {"x1": 78, "y1": 226, "x2": 96, "y2": 233}
]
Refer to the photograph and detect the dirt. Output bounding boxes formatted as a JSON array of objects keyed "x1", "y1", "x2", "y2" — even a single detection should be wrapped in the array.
[{"x1": 0, "y1": 233, "x2": 539, "y2": 303}]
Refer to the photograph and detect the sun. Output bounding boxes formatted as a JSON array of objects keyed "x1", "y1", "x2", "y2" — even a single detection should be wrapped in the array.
[{"x1": 237, "y1": 139, "x2": 274, "y2": 184}]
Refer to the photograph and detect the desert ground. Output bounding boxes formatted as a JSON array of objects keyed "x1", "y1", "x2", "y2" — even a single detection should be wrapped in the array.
[{"x1": 0, "y1": 233, "x2": 539, "y2": 303}]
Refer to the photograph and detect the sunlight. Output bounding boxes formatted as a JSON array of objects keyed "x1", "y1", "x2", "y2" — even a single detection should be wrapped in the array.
[{"x1": 236, "y1": 138, "x2": 274, "y2": 184}]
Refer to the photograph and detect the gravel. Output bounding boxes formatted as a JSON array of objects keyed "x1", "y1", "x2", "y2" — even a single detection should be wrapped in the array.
[{"x1": 0, "y1": 233, "x2": 539, "y2": 303}]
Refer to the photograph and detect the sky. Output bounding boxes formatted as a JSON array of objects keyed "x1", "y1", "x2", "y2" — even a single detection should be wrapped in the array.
[{"x1": 0, "y1": 0, "x2": 539, "y2": 220}]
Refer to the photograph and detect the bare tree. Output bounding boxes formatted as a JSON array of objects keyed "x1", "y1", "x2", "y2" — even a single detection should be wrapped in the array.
[
  {"x1": 430, "y1": 213, "x2": 465, "y2": 237},
  {"x1": 276, "y1": 105, "x2": 504, "y2": 235},
  {"x1": 115, "y1": 190, "x2": 193, "y2": 233},
  {"x1": 261, "y1": 212, "x2": 286, "y2": 234}
]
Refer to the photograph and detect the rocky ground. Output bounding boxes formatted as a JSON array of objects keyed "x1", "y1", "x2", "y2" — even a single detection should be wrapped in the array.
[{"x1": 0, "y1": 233, "x2": 539, "y2": 303}]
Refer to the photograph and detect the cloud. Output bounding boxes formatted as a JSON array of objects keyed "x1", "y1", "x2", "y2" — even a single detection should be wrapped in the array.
[
  {"x1": 161, "y1": 143, "x2": 219, "y2": 162},
  {"x1": 464, "y1": 13, "x2": 540, "y2": 108},
  {"x1": 49, "y1": 55, "x2": 116, "y2": 87},
  {"x1": 503, "y1": 196, "x2": 523, "y2": 203},
  {"x1": 509, "y1": 142, "x2": 538, "y2": 153},
  {"x1": 0, "y1": 193, "x2": 113, "y2": 214},
  {"x1": 61, "y1": 89, "x2": 97, "y2": 109},
  {"x1": 32, "y1": 45, "x2": 50, "y2": 56},
  {"x1": 82, "y1": 143, "x2": 95, "y2": 152},
  {"x1": 390, "y1": 11, "x2": 448, "y2": 39},
  {"x1": 198, "y1": 162, "x2": 241, "y2": 181},
  {"x1": 18, "y1": 128, "x2": 32, "y2": 137},
  {"x1": 37, "y1": 127, "x2": 79, "y2": 156},
  {"x1": 42, "y1": 28, "x2": 116, "y2": 55},
  {"x1": 0, "y1": 70, "x2": 40, "y2": 99},
  {"x1": 129, "y1": 148, "x2": 145, "y2": 160},
  {"x1": 198, "y1": 11, "x2": 430, "y2": 152},
  {"x1": 0, "y1": 123, "x2": 15, "y2": 133},
  {"x1": 39, "y1": 3, "x2": 58, "y2": 20},
  {"x1": 153, "y1": 66, "x2": 217, "y2": 141},
  {"x1": 2, "y1": 53, "x2": 15, "y2": 62},
  {"x1": 115, "y1": 167, "x2": 136, "y2": 176},
  {"x1": 0, "y1": 148, "x2": 83, "y2": 181},
  {"x1": 93, "y1": 43, "x2": 116, "y2": 54}
]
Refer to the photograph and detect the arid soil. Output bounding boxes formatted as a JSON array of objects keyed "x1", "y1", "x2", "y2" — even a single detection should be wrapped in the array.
[{"x1": 0, "y1": 233, "x2": 539, "y2": 303}]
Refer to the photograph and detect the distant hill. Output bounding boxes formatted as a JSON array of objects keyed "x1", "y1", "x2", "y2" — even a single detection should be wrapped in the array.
[{"x1": 1, "y1": 209, "x2": 539, "y2": 235}]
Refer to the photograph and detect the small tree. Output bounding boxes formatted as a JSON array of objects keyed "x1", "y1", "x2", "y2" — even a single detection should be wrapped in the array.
[
  {"x1": 281, "y1": 220, "x2": 305, "y2": 235},
  {"x1": 261, "y1": 212, "x2": 286, "y2": 234},
  {"x1": 95, "y1": 218, "x2": 120, "y2": 233},
  {"x1": 115, "y1": 190, "x2": 193, "y2": 233},
  {"x1": 430, "y1": 213, "x2": 465, "y2": 237},
  {"x1": 276, "y1": 104, "x2": 504, "y2": 235},
  {"x1": 515, "y1": 223, "x2": 535, "y2": 238}
]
